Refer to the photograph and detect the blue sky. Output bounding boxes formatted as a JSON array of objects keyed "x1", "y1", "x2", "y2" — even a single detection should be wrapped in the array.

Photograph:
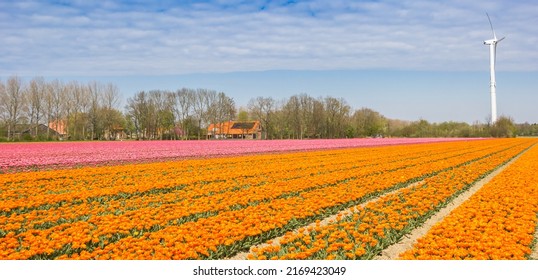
[{"x1": 1, "y1": 0, "x2": 537, "y2": 123}]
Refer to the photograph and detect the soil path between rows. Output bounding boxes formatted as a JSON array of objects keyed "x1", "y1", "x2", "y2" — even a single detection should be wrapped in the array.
[
  {"x1": 532, "y1": 227, "x2": 538, "y2": 260},
  {"x1": 374, "y1": 150, "x2": 526, "y2": 260},
  {"x1": 228, "y1": 180, "x2": 427, "y2": 260},
  {"x1": 229, "y1": 148, "x2": 530, "y2": 260}
]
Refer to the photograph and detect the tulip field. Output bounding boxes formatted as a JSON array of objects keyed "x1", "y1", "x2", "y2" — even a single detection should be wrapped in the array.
[{"x1": 1, "y1": 138, "x2": 537, "y2": 260}]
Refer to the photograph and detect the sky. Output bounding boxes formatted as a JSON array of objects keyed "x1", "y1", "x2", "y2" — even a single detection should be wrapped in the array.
[{"x1": 1, "y1": 0, "x2": 537, "y2": 123}]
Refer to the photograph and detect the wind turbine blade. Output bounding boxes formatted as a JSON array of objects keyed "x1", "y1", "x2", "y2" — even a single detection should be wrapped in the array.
[
  {"x1": 497, "y1": 36, "x2": 506, "y2": 43},
  {"x1": 486, "y1": 12, "x2": 497, "y2": 40}
]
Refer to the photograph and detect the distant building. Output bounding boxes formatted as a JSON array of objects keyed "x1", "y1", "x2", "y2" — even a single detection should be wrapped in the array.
[
  {"x1": 207, "y1": 121, "x2": 262, "y2": 139},
  {"x1": 21, "y1": 124, "x2": 62, "y2": 138},
  {"x1": 18, "y1": 121, "x2": 66, "y2": 139},
  {"x1": 48, "y1": 120, "x2": 68, "y2": 139}
]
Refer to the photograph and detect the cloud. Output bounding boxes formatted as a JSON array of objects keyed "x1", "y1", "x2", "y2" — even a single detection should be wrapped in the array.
[{"x1": 1, "y1": 0, "x2": 537, "y2": 76}]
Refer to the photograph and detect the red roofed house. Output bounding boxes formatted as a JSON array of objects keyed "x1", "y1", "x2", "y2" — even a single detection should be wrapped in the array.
[{"x1": 207, "y1": 121, "x2": 262, "y2": 139}]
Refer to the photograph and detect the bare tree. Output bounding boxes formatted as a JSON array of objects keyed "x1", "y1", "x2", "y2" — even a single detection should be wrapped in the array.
[
  {"x1": 68, "y1": 81, "x2": 86, "y2": 140},
  {"x1": 192, "y1": 89, "x2": 212, "y2": 140},
  {"x1": 45, "y1": 79, "x2": 65, "y2": 139},
  {"x1": 101, "y1": 83, "x2": 121, "y2": 139},
  {"x1": 149, "y1": 90, "x2": 174, "y2": 140},
  {"x1": 271, "y1": 99, "x2": 288, "y2": 139},
  {"x1": 61, "y1": 81, "x2": 74, "y2": 138},
  {"x1": 0, "y1": 79, "x2": 7, "y2": 137},
  {"x1": 26, "y1": 77, "x2": 46, "y2": 136},
  {"x1": 126, "y1": 91, "x2": 154, "y2": 140},
  {"x1": 42, "y1": 82, "x2": 54, "y2": 139},
  {"x1": 311, "y1": 97, "x2": 325, "y2": 138},
  {"x1": 79, "y1": 84, "x2": 92, "y2": 139},
  {"x1": 103, "y1": 83, "x2": 120, "y2": 110},
  {"x1": 208, "y1": 92, "x2": 235, "y2": 139},
  {"x1": 283, "y1": 95, "x2": 301, "y2": 139},
  {"x1": 324, "y1": 97, "x2": 350, "y2": 138},
  {"x1": 298, "y1": 94, "x2": 315, "y2": 138},
  {"x1": 125, "y1": 95, "x2": 140, "y2": 140},
  {"x1": 282, "y1": 94, "x2": 316, "y2": 139},
  {"x1": 165, "y1": 90, "x2": 179, "y2": 139},
  {"x1": 2, "y1": 76, "x2": 26, "y2": 140},
  {"x1": 174, "y1": 88, "x2": 194, "y2": 140},
  {"x1": 248, "y1": 96, "x2": 274, "y2": 140},
  {"x1": 87, "y1": 81, "x2": 103, "y2": 140}
]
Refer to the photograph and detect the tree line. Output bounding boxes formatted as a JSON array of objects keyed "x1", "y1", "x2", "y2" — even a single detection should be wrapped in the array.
[
  {"x1": 1, "y1": 76, "x2": 536, "y2": 141},
  {"x1": 0, "y1": 76, "x2": 122, "y2": 141}
]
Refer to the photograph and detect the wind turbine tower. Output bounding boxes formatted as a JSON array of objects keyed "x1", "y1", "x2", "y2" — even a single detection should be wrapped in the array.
[{"x1": 484, "y1": 13, "x2": 505, "y2": 123}]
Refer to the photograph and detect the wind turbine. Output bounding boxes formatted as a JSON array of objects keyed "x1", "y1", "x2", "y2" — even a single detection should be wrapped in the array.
[{"x1": 484, "y1": 13, "x2": 505, "y2": 123}]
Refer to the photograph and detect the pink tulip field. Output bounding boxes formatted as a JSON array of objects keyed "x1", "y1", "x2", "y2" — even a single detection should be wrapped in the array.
[{"x1": 0, "y1": 138, "x2": 480, "y2": 172}]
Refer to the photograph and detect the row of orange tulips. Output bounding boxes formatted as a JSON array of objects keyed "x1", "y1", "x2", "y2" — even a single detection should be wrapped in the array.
[
  {"x1": 0, "y1": 139, "x2": 533, "y2": 259},
  {"x1": 400, "y1": 142, "x2": 538, "y2": 260},
  {"x1": 247, "y1": 139, "x2": 537, "y2": 260}
]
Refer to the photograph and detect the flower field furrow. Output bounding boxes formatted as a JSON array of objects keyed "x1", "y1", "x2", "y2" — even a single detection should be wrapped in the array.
[
  {"x1": 247, "y1": 140, "x2": 535, "y2": 260},
  {"x1": 70, "y1": 140, "x2": 530, "y2": 260},
  {"x1": 400, "y1": 143, "x2": 538, "y2": 260},
  {"x1": 0, "y1": 138, "x2": 478, "y2": 172}
]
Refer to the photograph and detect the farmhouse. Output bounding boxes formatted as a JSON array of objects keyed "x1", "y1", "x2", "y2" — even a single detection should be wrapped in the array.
[
  {"x1": 207, "y1": 121, "x2": 262, "y2": 139},
  {"x1": 21, "y1": 124, "x2": 64, "y2": 138}
]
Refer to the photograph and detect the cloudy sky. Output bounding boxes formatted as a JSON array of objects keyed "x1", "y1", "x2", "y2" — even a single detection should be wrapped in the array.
[{"x1": 1, "y1": 0, "x2": 537, "y2": 123}]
